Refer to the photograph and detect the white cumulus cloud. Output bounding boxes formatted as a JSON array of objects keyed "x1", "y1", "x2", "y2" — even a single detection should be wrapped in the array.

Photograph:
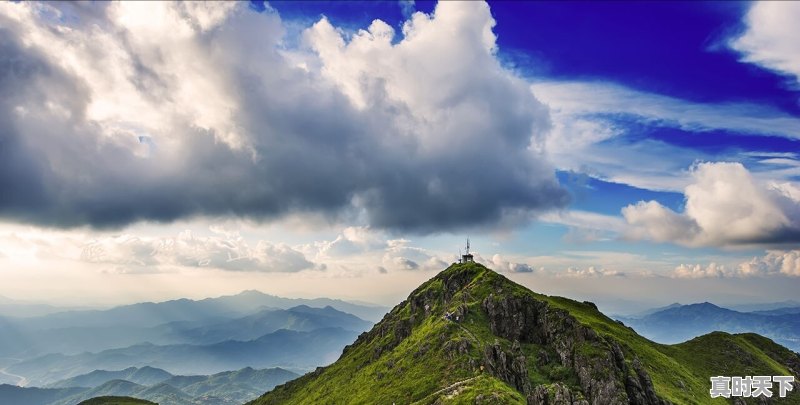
[
  {"x1": 623, "y1": 162, "x2": 800, "y2": 247},
  {"x1": 0, "y1": 1, "x2": 566, "y2": 232}
]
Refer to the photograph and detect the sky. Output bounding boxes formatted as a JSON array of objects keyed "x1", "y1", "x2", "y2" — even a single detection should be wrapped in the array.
[{"x1": 1, "y1": 1, "x2": 799, "y2": 314}]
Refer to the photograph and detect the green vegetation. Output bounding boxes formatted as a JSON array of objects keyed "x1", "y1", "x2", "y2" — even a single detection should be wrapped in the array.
[
  {"x1": 251, "y1": 262, "x2": 800, "y2": 405},
  {"x1": 77, "y1": 396, "x2": 156, "y2": 405}
]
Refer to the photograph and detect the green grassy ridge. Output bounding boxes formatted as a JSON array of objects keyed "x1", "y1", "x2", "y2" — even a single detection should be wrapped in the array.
[
  {"x1": 251, "y1": 263, "x2": 800, "y2": 404},
  {"x1": 77, "y1": 396, "x2": 156, "y2": 405},
  {"x1": 537, "y1": 294, "x2": 799, "y2": 404}
]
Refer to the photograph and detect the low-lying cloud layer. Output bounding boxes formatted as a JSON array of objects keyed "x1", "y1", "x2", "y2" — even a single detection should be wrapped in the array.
[
  {"x1": 673, "y1": 250, "x2": 800, "y2": 278},
  {"x1": 81, "y1": 231, "x2": 318, "y2": 273},
  {"x1": 0, "y1": 1, "x2": 566, "y2": 233}
]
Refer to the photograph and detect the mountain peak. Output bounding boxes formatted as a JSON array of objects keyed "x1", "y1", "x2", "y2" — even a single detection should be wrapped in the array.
[
  {"x1": 254, "y1": 262, "x2": 659, "y2": 403},
  {"x1": 237, "y1": 289, "x2": 268, "y2": 297},
  {"x1": 685, "y1": 302, "x2": 724, "y2": 311},
  {"x1": 252, "y1": 262, "x2": 800, "y2": 404}
]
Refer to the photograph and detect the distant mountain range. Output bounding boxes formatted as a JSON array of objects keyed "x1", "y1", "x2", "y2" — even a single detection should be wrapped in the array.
[
  {"x1": 0, "y1": 291, "x2": 380, "y2": 392},
  {"x1": 3, "y1": 304, "x2": 372, "y2": 359},
  {"x1": 5, "y1": 289, "x2": 385, "y2": 328},
  {"x1": 178, "y1": 304, "x2": 372, "y2": 345},
  {"x1": 616, "y1": 302, "x2": 800, "y2": 351},
  {"x1": 0, "y1": 291, "x2": 384, "y2": 359},
  {"x1": 47, "y1": 366, "x2": 173, "y2": 389},
  {"x1": 0, "y1": 295, "x2": 87, "y2": 318},
  {"x1": 8, "y1": 327, "x2": 359, "y2": 386},
  {"x1": 1, "y1": 366, "x2": 297, "y2": 405},
  {"x1": 728, "y1": 300, "x2": 800, "y2": 313}
]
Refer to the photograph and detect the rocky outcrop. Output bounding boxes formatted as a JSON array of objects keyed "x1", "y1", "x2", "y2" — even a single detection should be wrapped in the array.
[
  {"x1": 529, "y1": 383, "x2": 589, "y2": 405},
  {"x1": 482, "y1": 293, "x2": 668, "y2": 405},
  {"x1": 483, "y1": 340, "x2": 532, "y2": 394}
]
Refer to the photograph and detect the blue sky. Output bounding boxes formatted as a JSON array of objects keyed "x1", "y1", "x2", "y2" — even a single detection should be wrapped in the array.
[{"x1": 0, "y1": 1, "x2": 799, "y2": 313}]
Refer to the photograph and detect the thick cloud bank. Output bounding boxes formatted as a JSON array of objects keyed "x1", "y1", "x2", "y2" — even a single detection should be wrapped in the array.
[
  {"x1": 0, "y1": 1, "x2": 566, "y2": 232},
  {"x1": 623, "y1": 162, "x2": 800, "y2": 247}
]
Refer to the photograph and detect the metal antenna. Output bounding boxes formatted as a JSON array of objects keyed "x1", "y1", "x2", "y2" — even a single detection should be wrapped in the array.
[{"x1": 466, "y1": 238, "x2": 470, "y2": 255}]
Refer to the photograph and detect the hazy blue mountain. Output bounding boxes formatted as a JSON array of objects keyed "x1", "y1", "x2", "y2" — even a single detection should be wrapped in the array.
[
  {"x1": 752, "y1": 306, "x2": 800, "y2": 316},
  {"x1": 617, "y1": 302, "x2": 800, "y2": 351},
  {"x1": 728, "y1": 300, "x2": 800, "y2": 313},
  {"x1": 54, "y1": 380, "x2": 145, "y2": 404},
  {"x1": 158, "y1": 374, "x2": 206, "y2": 389},
  {"x1": 2, "y1": 306, "x2": 371, "y2": 359},
  {"x1": 177, "y1": 305, "x2": 372, "y2": 344},
  {"x1": 0, "y1": 295, "x2": 82, "y2": 318},
  {"x1": 624, "y1": 302, "x2": 682, "y2": 319},
  {"x1": 174, "y1": 367, "x2": 298, "y2": 403},
  {"x1": 0, "y1": 316, "x2": 35, "y2": 358},
  {"x1": 124, "y1": 382, "x2": 194, "y2": 405},
  {"x1": 2, "y1": 367, "x2": 298, "y2": 405},
  {"x1": 225, "y1": 291, "x2": 389, "y2": 322},
  {"x1": 0, "y1": 384, "x2": 85, "y2": 405},
  {"x1": 14, "y1": 290, "x2": 385, "y2": 332},
  {"x1": 8, "y1": 328, "x2": 358, "y2": 386},
  {"x1": 17, "y1": 299, "x2": 255, "y2": 331},
  {"x1": 47, "y1": 366, "x2": 172, "y2": 388},
  {"x1": 48, "y1": 379, "x2": 183, "y2": 405},
  {"x1": 21, "y1": 292, "x2": 379, "y2": 332},
  {"x1": 0, "y1": 291, "x2": 383, "y2": 359}
]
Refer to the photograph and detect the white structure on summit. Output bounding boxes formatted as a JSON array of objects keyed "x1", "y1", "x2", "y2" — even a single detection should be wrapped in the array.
[{"x1": 461, "y1": 238, "x2": 474, "y2": 263}]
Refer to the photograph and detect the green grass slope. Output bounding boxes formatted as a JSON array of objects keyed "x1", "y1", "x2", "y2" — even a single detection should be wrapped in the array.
[
  {"x1": 251, "y1": 262, "x2": 800, "y2": 405},
  {"x1": 77, "y1": 396, "x2": 156, "y2": 405}
]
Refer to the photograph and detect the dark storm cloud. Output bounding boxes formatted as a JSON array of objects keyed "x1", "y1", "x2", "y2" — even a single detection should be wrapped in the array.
[{"x1": 0, "y1": 2, "x2": 568, "y2": 233}]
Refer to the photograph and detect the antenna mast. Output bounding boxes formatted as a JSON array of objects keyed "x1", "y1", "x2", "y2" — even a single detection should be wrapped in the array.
[{"x1": 461, "y1": 238, "x2": 474, "y2": 263}]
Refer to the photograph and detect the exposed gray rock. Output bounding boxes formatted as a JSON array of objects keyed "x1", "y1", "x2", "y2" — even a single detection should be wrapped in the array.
[
  {"x1": 483, "y1": 340, "x2": 531, "y2": 395},
  {"x1": 482, "y1": 293, "x2": 668, "y2": 405}
]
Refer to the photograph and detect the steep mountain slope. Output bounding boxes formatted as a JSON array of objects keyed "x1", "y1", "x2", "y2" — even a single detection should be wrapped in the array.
[
  {"x1": 618, "y1": 302, "x2": 800, "y2": 351},
  {"x1": 251, "y1": 262, "x2": 800, "y2": 404}
]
